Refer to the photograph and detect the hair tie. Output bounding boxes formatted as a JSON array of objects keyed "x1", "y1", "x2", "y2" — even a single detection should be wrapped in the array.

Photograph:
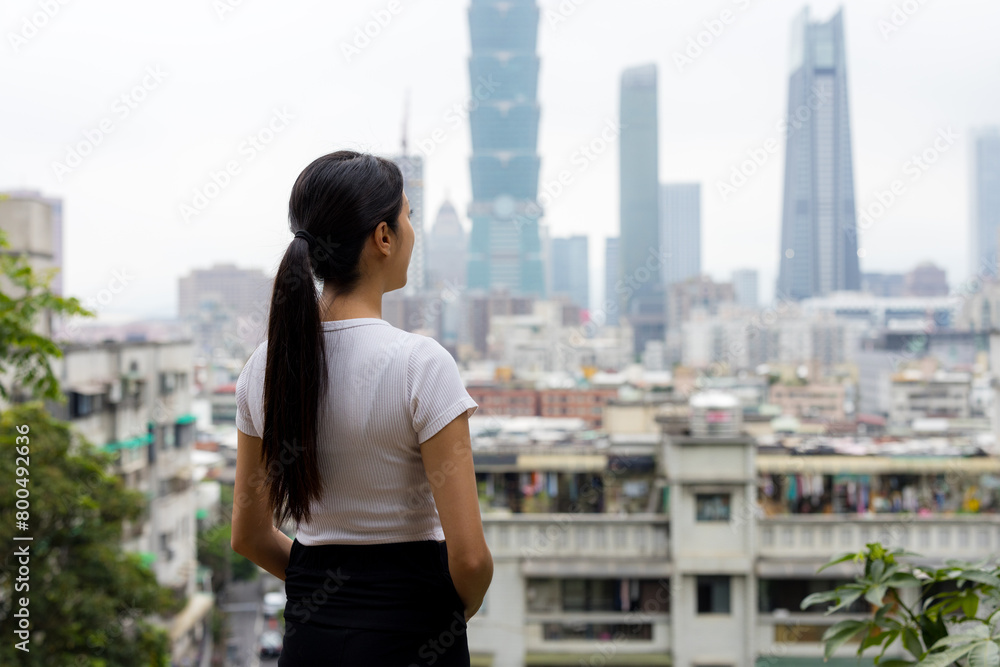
[{"x1": 293, "y1": 229, "x2": 317, "y2": 248}]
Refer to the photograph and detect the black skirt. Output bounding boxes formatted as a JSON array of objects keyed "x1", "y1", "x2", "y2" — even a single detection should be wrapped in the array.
[{"x1": 277, "y1": 538, "x2": 470, "y2": 667}]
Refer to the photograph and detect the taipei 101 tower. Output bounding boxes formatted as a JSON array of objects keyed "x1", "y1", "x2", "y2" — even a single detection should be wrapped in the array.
[{"x1": 465, "y1": 0, "x2": 546, "y2": 298}]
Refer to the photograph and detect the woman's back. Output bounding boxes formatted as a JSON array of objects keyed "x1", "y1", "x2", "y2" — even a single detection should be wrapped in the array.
[{"x1": 235, "y1": 317, "x2": 478, "y2": 545}]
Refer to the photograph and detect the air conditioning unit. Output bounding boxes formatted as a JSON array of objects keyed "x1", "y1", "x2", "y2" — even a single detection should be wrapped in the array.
[{"x1": 108, "y1": 381, "x2": 122, "y2": 404}]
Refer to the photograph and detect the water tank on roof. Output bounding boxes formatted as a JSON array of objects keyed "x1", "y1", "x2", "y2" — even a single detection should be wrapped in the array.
[{"x1": 689, "y1": 391, "x2": 742, "y2": 437}]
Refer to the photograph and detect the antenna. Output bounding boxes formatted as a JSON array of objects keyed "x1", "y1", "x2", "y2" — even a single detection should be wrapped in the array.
[{"x1": 401, "y1": 89, "x2": 410, "y2": 155}]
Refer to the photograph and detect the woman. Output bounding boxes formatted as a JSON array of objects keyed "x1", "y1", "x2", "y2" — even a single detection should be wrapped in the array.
[{"x1": 231, "y1": 150, "x2": 493, "y2": 666}]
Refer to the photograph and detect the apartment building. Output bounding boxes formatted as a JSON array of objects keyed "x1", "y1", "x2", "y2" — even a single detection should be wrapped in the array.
[
  {"x1": 466, "y1": 392, "x2": 1000, "y2": 667},
  {"x1": 45, "y1": 338, "x2": 211, "y2": 665}
]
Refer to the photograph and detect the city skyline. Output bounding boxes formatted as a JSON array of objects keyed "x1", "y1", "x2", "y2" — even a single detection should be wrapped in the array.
[{"x1": 1, "y1": 0, "x2": 997, "y2": 319}]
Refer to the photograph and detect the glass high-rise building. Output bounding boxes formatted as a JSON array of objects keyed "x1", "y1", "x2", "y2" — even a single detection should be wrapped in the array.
[
  {"x1": 551, "y1": 235, "x2": 590, "y2": 313},
  {"x1": 969, "y1": 127, "x2": 1000, "y2": 278},
  {"x1": 660, "y1": 183, "x2": 701, "y2": 287},
  {"x1": 619, "y1": 63, "x2": 664, "y2": 354},
  {"x1": 777, "y1": 7, "x2": 860, "y2": 301},
  {"x1": 604, "y1": 236, "x2": 620, "y2": 326},
  {"x1": 465, "y1": 0, "x2": 545, "y2": 297}
]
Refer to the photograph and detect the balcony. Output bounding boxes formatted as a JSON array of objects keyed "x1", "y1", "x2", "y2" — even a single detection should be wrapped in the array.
[
  {"x1": 758, "y1": 515, "x2": 1000, "y2": 573},
  {"x1": 482, "y1": 514, "x2": 670, "y2": 564}
]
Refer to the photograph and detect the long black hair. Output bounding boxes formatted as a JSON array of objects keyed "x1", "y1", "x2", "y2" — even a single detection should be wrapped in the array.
[{"x1": 261, "y1": 150, "x2": 404, "y2": 527}]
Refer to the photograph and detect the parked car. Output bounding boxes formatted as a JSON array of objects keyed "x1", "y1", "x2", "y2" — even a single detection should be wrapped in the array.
[
  {"x1": 262, "y1": 591, "x2": 285, "y2": 618},
  {"x1": 258, "y1": 630, "x2": 282, "y2": 659}
]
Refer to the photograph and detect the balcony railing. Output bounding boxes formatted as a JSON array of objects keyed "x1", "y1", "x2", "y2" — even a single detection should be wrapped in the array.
[
  {"x1": 758, "y1": 515, "x2": 1000, "y2": 562},
  {"x1": 482, "y1": 514, "x2": 670, "y2": 560}
]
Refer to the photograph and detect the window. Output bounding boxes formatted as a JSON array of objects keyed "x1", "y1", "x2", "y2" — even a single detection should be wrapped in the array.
[
  {"x1": 69, "y1": 392, "x2": 94, "y2": 418},
  {"x1": 696, "y1": 493, "x2": 731, "y2": 521},
  {"x1": 562, "y1": 579, "x2": 616, "y2": 612},
  {"x1": 697, "y1": 576, "x2": 730, "y2": 614}
]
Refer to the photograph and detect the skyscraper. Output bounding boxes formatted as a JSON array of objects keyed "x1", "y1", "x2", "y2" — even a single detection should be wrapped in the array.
[
  {"x1": 392, "y1": 154, "x2": 425, "y2": 295},
  {"x1": 550, "y1": 235, "x2": 589, "y2": 313},
  {"x1": 466, "y1": 0, "x2": 545, "y2": 297},
  {"x1": 604, "y1": 236, "x2": 620, "y2": 326},
  {"x1": 619, "y1": 63, "x2": 664, "y2": 353},
  {"x1": 969, "y1": 127, "x2": 1000, "y2": 278},
  {"x1": 777, "y1": 7, "x2": 860, "y2": 301},
  {"x1": 660, "y1": 183, "x2": 701, "y2": 287},
  {"x1": 426, "y1": 200, "x2": 467, "y2": 290}
]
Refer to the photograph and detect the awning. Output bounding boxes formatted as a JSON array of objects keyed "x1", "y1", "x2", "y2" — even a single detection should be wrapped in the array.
[
  {"x1": 176, "y1": 413, "x2": 197, "y2": 425},
  {"x1": 102, "y1": 433, "x2": 153, "y2": 453},
  {"x1": 757, "y1": 455, "x2": 1000, "y2": 475},
  {"x1": 68, "y1": 381, "x2": 109, "y2": 396},
  {"x1": 527, "y1": 653, "x2": 670, "y2": 666},
  {"x1": 516, "y1": 454, "x2": 607, "y2": 472},
  {"x1": 523, "y1": 559, "x2": 672, "y2": 578}
]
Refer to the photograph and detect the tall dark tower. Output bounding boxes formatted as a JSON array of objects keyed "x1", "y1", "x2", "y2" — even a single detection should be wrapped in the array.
[
  {"x1": 465, "y1": 0, "x2": 545, "y2": 297},
  {"x1": 777, "y1": 7, "x2": 860, "y2": 300},
  {"x1": 619, "y1": 63, "x2": 664, "y2": 355}
]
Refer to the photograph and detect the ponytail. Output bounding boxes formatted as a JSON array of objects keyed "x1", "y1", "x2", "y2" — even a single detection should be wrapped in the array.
[{"x1": 260, "y1": 150, "x2": 404, "y2": 528}]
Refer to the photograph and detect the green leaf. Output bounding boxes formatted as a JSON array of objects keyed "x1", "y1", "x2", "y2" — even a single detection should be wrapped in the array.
[
  {"x1": 918, "y1": 645, "x2": 977, "y2": 667},
  {"x1": 929, "y1": 630, "x2": 991, "y2": 651},
  {"x1": 824, "y1": 620, "x2": 867, "y2": 660},
  {"x1": 886, "y1": 573, "x2": 924, "y2": 588},
  {"x1": 903, "y1": 627, "x2": 924, "y2": 659},
  {"x1": 963, "y1": 592, "x2": 981, "y2": 619},
  {"x1": 919, "y1": 614, "x2": 948, "y2": 652},
  {"x1": 958, "y1": 570, "x2": 1000, "y2": 589},
  {"x1": 819, "y1": 550, "x2": 863, "y2": 573},
  {"x1": 866, "y1": 585, "x2": 889, "y2": 606},
  {"x1": 966, "y1": 640, "x2": 1000, "y2": 667},
  {"x1": 829, "y1": 588, "x2": 865, "y2": 614},
  {"x1": 862, "y1": 628, "x2": 891, "y2": 651},
  {"x1": 875, "y1": 629, "x2": 901, "y2": 662},
  {"x1": 801, "y1": 589, "x2": 840, "y2": 610}
]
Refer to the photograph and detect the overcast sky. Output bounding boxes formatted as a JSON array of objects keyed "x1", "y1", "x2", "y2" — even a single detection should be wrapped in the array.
[{"x1": 2, "y1": 0, "x2": 998, "y2": 319}]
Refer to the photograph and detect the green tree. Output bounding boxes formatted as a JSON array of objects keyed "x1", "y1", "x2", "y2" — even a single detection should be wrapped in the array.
[
  {"x1": 197, "y1": 519, "x2": 258, "y2": 593},
  {"x1": 0, "y1": 211, "x2": 174, "y2": 664},
  {"x1": 0, "y1": 401, "x2": 177, "y2": 666},
  {"x1": 0, "y1": 225, "x2": 93, "y2": 403},
  {"x1": 804, "y1": 543, "x2": 1000, "y2": 666}
]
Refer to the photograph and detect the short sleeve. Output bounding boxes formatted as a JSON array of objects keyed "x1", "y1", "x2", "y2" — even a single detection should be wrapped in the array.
[
  {"x1": 235, "y1": 349, "x2": 261, "y2": 438},
  {"x1": 407, "y1": 336, "x2": 479, "y2": 445}
]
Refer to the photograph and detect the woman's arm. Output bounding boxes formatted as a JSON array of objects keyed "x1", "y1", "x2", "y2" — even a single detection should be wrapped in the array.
[
  {"x1": 231, "y1": 428, "x2": 294, "y2": 581},
  {"x1": 420, "y1": 412, "x2": 493, "y2": 621}
]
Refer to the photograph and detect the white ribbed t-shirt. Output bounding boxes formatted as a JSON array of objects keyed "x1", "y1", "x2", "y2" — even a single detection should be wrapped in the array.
[{"x1": 234, "y1": 317, "x2": 479, "y2": 546}]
